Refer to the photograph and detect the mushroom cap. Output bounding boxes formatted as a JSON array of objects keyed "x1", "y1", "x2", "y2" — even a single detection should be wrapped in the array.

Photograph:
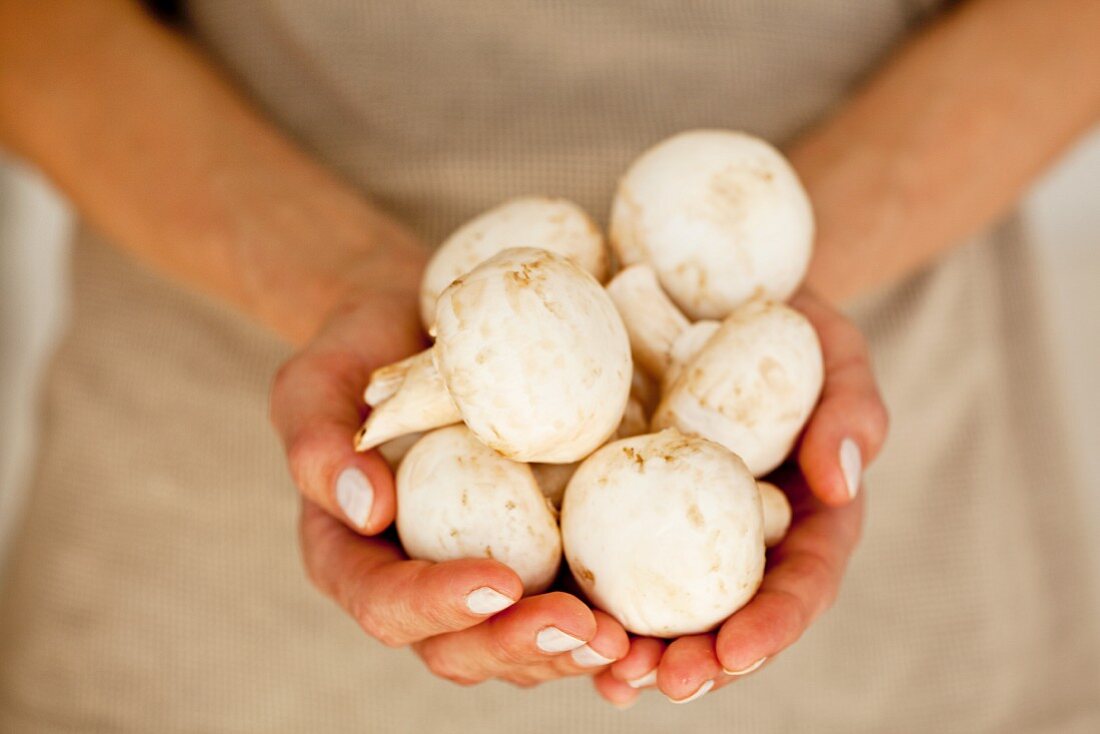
[
  {"x1": 420, "y1": 197, "x2": 608, "y2": 331},
  {"x1": 434, "y1": 247, "x2": 632, "y2": 463},
  {"x1": 610, "y1": 130, "x2": 813, "y2": 320},
  {"x1": 652, "y1": 300, "x2": 824, "y2": 477},
  {"x1": 561, "y1": 429, "x2": 765, "y2": 637},
  {"x1": 396, "y1": 425, "x2": 562, "y2": 595}
]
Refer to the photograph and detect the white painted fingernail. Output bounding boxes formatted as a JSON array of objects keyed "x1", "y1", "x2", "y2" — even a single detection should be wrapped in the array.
[
  {"x1": 627, "y1": 669, "x2": 658, "y2": 688},
  {"x1": 840, "y1": 438, "x2": 862, "y2": 499},
  {"x1": 464, "y1": 587, "x2": 516, "y2": 615},
  {"x1": 668, "y1": 679, "x2": 713, "y2": 704},
  {"x1": 336, "y1": 467, "x2": 373, "y2": 528},
  {"x1": 723, "y1": 656, "x2": 767, "y2": 676},
  {"x1": 536, "y1": 626, "x2": 586, "y2": 653},
  {"x1": 571, "y1": 644, "x2": 615, "y2": 667}
]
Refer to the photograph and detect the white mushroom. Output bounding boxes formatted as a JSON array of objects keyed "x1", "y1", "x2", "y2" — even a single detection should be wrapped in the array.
[
  {"x1": 419, "y1": 197, "x2": 609, "y2": 331},
  {"x1": 608, "y1": 264, "x2": 823, "y2": 477},
  {"x1": 610, "y1": 129, "x2": 813, "y2": 320},
  {"x1": 653, "y1": 299, "x2": 824, "y2": 477},
  {"x1": 357, "y1": 350, "x2": 461, "y2": 448},
  {"x1": 561, "y1": 429, "x2": 765, "y2": 637},
  {"x1": 356, "y1": 248, "x2": 632, "y2": 463},
  {"x1": 396, "y1": 425, "x2": 561, "y2": 595},
  {"x1": 757, "y1": 481, "x2": 792, "y2": 548},
  {"x1": 605, "y1": 264, "x2": 690, "y2": 380},
  {"x1": 663, "y1": 319, "x2": 721, "y2": 391}
]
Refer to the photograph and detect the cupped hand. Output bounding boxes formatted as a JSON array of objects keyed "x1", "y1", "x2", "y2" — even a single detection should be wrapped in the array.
[
  {"x1": 593, "y1": 290, "x2": 887, "y2": 707},
  {"x1": 270, "y1": 247, "x2": 628, "y2": 687}
]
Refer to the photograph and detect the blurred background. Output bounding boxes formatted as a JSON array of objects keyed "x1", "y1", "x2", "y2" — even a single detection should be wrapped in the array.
[{"x1": 1, "y1": 131, "x2": 1099, "y2": 567}]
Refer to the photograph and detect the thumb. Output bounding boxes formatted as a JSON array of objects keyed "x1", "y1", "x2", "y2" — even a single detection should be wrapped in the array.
[
  {"x1": 791, "y1": 290, "x2": 889, "y2": 506},
  {"x1": 270, "y1": 347, "x2": 397, "y2": 534}
]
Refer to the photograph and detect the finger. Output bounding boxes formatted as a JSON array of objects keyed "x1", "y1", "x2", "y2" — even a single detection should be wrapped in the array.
[
  {"x1": 706, "y1": 656, "x2": 773, "y2": 696},
  {"x1": 413, "y1": 592, "x2": 597, "y2": 683},
  {"x1": 551, "y1": 610, "x2": 630, "y2": 673},
  {"x1": 272, "y1": 349, "x2": 397, "y2": 533},
  {"x1": 656, "y1": 635, "x2": 723, "y2": 703},
  {"x1": 481, "y1": 610, "x2": 629, "y2": 686},
  {"x1": 299, "y1": 500, "x2": 523, "y2": 646},
  {"x1": 593, "y1": 669, "x2": 641, "y2": 710},
  {"x1": 790, "y1": 290, "x2": 889, "y2": 506},
  {"x1": 715, "y1": 484, "x2": 863, "y2": 673},
  {"x1": 609, "y1": 636, "x2": 667, "y2": 688},
  {"x1": 485, "y1": 615, "x2": 628, "y2": 690}
]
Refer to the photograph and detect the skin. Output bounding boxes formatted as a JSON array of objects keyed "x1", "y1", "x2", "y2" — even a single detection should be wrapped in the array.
[{"x1": 1, "y1": 0, "x2": 1095, "y2": 701}]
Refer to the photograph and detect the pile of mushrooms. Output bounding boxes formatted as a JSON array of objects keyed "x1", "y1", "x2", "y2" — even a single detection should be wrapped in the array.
[{"x1": 354, "y1": 131, "x2": 823, "y2": 637}]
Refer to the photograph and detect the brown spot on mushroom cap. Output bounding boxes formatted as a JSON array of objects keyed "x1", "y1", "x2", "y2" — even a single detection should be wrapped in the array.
[
  {"x1": 577, "y1": 566, "x2": 596, "y2": 584},
  {"x1": 622, "y1": 445, "x2": 646, "y2": 470},
  {"x1": 686, "y1": 503, "x2": 704, "y2": 528}
]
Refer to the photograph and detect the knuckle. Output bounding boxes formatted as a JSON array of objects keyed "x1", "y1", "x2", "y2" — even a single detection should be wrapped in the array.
[
  {"x1": 285, "y1": 433, "x2": 316, "y2": 483},
  {"x1": 270, "y1": 358, "x2": 298, "y2": 401},
  {"x1": 409, "y1": 581, "x2": 453, "y2": 630},
  {"x1": 867, "y1": 400, "x2": 890, "y2": 444},
  {"x1": 486, "y1": 629, "x2": 529, "y2": 667},
  {"x1": 779, "y1": 589, "x2": 812, "y2": 640},
  {"x1": 445, "y1": 676, "x2": 481, "y2": 688},
  {"x1": 286, "y1": 433, "x2": 332, "y2": 499},
  {"x1": 848, "y1": 517, "x2": 865, "y2": 547},
  {"x1": 421, "y1": 647, "x2": 480, "y2": 686},
  {"x1": 507, "y1": 676, "x2": 539, "y2": 689},
  {"x1": 300, "y1": 555, "x2": 326, "y2": 595},
  {"x1": 371, "y1": 626, "x2": 406, "y2": 649},
  {"x1": 356, "y1": 609, "x2": 403, "y2": 648}
]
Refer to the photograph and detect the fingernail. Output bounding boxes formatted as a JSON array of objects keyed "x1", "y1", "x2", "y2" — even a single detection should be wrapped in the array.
[
  {"x1": 464, "y1": 587, "x2": 516, "y2": 615},
  {"x1": 336, "y1": 467, "x2": 374, "y2": 528},
  {"x1": 668, "y1": 679, "x2": 714, "y2": 704},
  {"x1": 839, "y1": 438, "x2": 862, "y2": 499},
  {"x1": 612, "y1": 698, "x2": 637, "y2": 711},
  {"x1": 723, "y1": 657, "x2": 767, "y2": 676},
  {"x1": 536, "y1": 626, "x2": 586, "y2": 653},
  {"x1": 570, "y1": 644, "x2": 615, "y2": 667},
  {"x1": 627, "y1": 669, "x2": 658, "y2": 688}
]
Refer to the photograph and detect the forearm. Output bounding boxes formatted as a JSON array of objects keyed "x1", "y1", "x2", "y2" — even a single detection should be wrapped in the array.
[
  {"x1": 0, "y1": 0, "x2": 422, "y2": 344},
  {"x1": 790, "y1": 0, "x2": 1100, "y2": 303}
]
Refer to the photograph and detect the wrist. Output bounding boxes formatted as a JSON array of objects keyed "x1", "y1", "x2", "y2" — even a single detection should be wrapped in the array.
[
  {"x1": 785, "y1": 129, "x2": 904, "y2": 305},
  {"x1": 248, "y1": 192, "x2": 429, "y2": 346}
]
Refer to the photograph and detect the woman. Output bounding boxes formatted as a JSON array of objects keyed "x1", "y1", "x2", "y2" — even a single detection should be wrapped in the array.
[{"x1": 0, "y1": 1, "x2": 1096, "y2": 731}]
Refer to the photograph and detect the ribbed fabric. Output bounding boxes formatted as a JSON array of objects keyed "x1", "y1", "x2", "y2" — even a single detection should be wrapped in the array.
[{"x1": 1, "y1": 2, "x2": 1097, "y2": 732}]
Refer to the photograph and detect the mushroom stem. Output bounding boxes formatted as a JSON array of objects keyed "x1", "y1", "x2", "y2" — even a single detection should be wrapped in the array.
[
  {"x1": 664, "y1": 319, "x2": 721, "y2": 390},
  {"x1": 364, "y1": 351, "x2": 424, "y2": 407},
  {"x1": 355, "y1": 348, "x2": 461, "y2": 451},
  {"x1": 630, "y1": 368, "x2": 660, "y2": 416},
  {"x1": 605, "y1": 264, "x2": 690, "y2": 380},
  {"x1": 531, "y1": 462, "x2": 575, "y2": 509},
  {"x1": 757, "y1": 481, "x2": 792, "y2": 548}
]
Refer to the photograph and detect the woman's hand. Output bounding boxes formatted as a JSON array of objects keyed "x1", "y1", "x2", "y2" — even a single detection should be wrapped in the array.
[
  {"x1": 269, "y1": 243, "x2": 629, "y2": 687},
  {"x1": 592, "y1": 291, "x2": 887, "y2": 706}
]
